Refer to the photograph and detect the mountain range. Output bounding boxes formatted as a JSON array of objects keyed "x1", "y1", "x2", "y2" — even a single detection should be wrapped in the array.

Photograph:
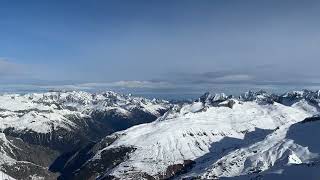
[{"x1": 0, "y1": 90, "x2": 319, "y2": 180}]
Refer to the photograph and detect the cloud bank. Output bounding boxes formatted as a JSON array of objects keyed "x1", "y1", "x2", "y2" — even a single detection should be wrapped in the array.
[{"x1": 0, "y1": 59, "x2": 23, "y2": 77}]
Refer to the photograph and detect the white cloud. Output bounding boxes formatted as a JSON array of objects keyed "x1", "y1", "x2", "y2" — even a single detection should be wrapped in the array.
[
  {"x1": 78, "y1": 81, "x2": 174, "y2": 89},
  {"x1": 0, "y1": 80, "x2": 174, "y2": 92},
  {"x1": 213, "y1": 74, "x2": 253, "y2": 82}
]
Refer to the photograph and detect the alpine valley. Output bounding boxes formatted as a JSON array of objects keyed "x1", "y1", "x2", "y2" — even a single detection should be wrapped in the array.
[{"x1": 0, "y1": 90, "x2": 320, "y2": 180}]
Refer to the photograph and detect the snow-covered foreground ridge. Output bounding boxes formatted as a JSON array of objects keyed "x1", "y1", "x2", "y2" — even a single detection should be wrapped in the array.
[{"x1": 64, "y1": 90, "x2": 320, "y2": 179}]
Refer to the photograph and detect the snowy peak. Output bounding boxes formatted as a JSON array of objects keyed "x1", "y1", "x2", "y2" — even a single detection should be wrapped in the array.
[
  {"x1": 280, "y1": 89, "x2": 320, "y2": 107},
  {"x1": 23, "y1": 91, "x2": 170, "y2": 114},
  {"x1": 198, "y1": 92, "x2": 229, "y2": 104},
  {"x1": 282, "y1": 89, "x2": 320, "y2": 99},
  {"x1": 239, "y1": 90, "x2": 278, "y2": 104},
  {"x1": 198, "y1": 90, "x2": 320, "y2": 108}
]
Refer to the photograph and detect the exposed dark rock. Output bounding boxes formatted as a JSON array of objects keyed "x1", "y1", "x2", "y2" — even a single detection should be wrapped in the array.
[
  {"x1": 60, "y1": 146, "x2": 136, "y2": 180},
  {"x1": 0, "y1": 135, "x2": 59, "y2": 180},
  {"x1": 164, "y1": 160, "x2": 196, "y2": 179},
  {"x1": 300, "y1": 115, "x2": 320, "y2": 124}
]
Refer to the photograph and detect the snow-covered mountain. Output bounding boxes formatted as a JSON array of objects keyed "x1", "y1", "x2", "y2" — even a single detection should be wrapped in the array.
[
  {"x1": 58, "y1": 90, "x2": 320, "y2": 180},
  {"x1": 1, "y1": 90, "x2": 320, "y2": 180},
  {"x1": 0, "y1": 91, "x2": 171, "y2": 179}
]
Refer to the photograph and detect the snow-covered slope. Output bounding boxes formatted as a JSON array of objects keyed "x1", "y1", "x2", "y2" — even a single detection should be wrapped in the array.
[
  {"x1": 0, "y1": 91, "x2": 171, "y2": 180},
  {"x1": 62, "y1": 90, "x2": 320, "y2": 180},
  {"x1": 217, "y1": 115, "x2": 320, "y2": 180}
]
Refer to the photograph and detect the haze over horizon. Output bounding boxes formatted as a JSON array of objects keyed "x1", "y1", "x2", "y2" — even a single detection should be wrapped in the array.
[{"x1": 1, "y1": 0, "x2": 320, "y2": 97}]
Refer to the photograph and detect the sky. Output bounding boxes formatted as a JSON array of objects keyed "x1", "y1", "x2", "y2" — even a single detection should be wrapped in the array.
[{"x1": 1, "y1": 0, "x2": 320, "y2": 98}]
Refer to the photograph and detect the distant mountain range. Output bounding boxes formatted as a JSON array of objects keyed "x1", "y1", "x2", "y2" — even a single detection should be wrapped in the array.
[{"x1": 0, "y1": 90, "x2": 319, "y2": 179}]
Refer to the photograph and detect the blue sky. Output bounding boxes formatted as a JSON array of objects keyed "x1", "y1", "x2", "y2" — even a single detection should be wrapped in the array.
[{"x1": 1, "y1": 0, "x2": 320, "y2": 96}]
